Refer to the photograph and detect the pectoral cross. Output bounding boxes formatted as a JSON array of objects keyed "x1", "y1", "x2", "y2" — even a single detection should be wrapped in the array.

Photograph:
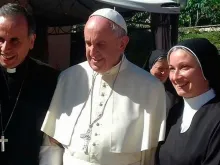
[
  {"x1": 80, "y1": 127, "x2": 92, "y2": 154},
  {"x1": 0, "y1": 135, "x2": 8, "y2": 152}
]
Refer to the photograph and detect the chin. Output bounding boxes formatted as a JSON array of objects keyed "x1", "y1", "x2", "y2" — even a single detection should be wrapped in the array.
[
  {"x1": 177, "y1": 90, "x2": 194, "y2": 98},
  {"x1": 5, "y1": 63, "x2": 19, "y2": 69},
  {"x1": 89, "y1": 64, "x2": 102, "y2": 73},
  {"x1": 175, "y1": 88, "x2": 186, "y2": 97},
  {"x1": 0, "y1": 58, "x2": 20, "y2": 68},
  {"x1": 0, "y1": 62, "x2": 13, "y2": 68}
]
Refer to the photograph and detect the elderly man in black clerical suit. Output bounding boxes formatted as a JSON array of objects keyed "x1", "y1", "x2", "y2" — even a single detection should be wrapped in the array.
[{"x1": 0, "y1": 3, "x2": 59, "y2": 165}]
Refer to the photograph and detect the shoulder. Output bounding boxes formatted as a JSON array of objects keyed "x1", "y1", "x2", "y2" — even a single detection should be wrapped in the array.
[
  {"x1": 203, "y1": 97, "x2": 220, "y2": 122},
  {"x1": 204, "y1": 97, "x2": 220, "y2": 114},
  {"x1": 58, "y1": 61, "x2": 90, "y2": 84},
  {"x1": 60, "y1": 61, "x2": 89, "y2": 76},
  {"x1": 29, "y1": 57, "x2": 60, "y2": 78},
  {"x1": 125, "y1": 59, "x2": 163, "y2": 89}
]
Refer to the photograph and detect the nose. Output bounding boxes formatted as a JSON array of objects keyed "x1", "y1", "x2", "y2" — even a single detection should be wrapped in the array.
[
  {"x1": 1, "y1": 41, "x2": 11, "y2": 54},
  {"x1": 172, "y1": 69, "x2": 182, "y2": 82},
  {"x1": 90, "y1": 45, "x2": 98, "y2": 57}
]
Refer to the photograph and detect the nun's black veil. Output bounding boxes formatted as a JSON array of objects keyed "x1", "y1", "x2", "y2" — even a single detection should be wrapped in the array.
[
  {"x1": 173, "y1": 38, "x2": 220, "y2": 96},
  {"x1": 148, "y1": 49, "x2": 177, "y2": 95},
  {"x1": 148, "y1": 49, "x2": 167, "y2": 70}
]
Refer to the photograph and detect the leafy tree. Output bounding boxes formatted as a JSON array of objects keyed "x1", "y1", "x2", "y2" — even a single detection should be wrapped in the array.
[
  {"x1": 179, "y1": 0, "x2": 220, "y2": 27},
  {"x1": 126, "y1": 12, "x2": 150, "y2": 29}
]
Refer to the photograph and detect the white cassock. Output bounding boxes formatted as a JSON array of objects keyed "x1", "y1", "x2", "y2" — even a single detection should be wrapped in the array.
[{"x1": 40, "y1": 55, "x2": 166, "y2": 165}]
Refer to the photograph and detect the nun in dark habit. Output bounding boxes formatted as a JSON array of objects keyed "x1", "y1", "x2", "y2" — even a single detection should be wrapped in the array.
[
  {"x1": 148, "y1": 49, "x2": 177, "y2": 114},
  {"x1": 156, "y1": 38, "x2": 220, "y2": 165}
]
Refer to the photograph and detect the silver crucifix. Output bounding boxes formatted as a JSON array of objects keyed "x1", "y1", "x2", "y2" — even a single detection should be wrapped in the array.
[
  {"x1": 0, "y1": 135, "x2": 8, "y2": 152},
  {"x1": 80, "y1": 127, "x2": 92, "y2": 154}
]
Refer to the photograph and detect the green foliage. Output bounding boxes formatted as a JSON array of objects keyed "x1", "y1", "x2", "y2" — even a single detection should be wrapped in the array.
[
  {"x1": 179, "y1": 30, "x2": 220, "y2": 49},
  {"x1": 128, "y1": 12, "x2": 150, "y2": 23},
  {"x1": 179, "y1": 0, "x2": 220, "y2": 26},
  {"x1": 127, "y1": 12, "x2": 150, "y2": 29}
]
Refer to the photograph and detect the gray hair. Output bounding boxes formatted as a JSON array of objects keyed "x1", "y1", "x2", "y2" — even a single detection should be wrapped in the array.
[
  {"x1": 110, "y1": 21, "x2": 127, "y2": 37},
  {"x1": 0, "y1": 3, "x2": 36, "y2": 35}
]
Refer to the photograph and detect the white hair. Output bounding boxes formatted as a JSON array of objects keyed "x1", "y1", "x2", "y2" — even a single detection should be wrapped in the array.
[{"x1": 110, "y1": 22, "x2": 127, "y2": 37}]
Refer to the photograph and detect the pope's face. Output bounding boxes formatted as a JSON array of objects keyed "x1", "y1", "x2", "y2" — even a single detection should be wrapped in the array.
[
  {"x1": 0, "y1": 15, "x2": 35, "y2": 68},
  {"x1": 84, "y1": 16, "x2": 129, "y2": 73},
  {"x1": 169, "y1": 49, "x2": 209, "y2": 98}
]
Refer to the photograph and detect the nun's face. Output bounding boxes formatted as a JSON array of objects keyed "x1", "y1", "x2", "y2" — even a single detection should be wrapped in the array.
[
  {"x1": 169, "y1": 49, "x2": 209, "y2": 98},
  {"x1": 150, "y1": 59, "x2": 169, "y2": 83}
]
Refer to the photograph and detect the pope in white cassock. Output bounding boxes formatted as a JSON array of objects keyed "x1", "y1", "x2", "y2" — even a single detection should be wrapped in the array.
[{"x1": 39, "y1": 8, "x2": 166, "y2": 165}]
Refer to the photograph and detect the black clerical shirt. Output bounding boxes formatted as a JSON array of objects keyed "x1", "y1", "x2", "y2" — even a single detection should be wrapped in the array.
[{"x1": 0, "y1": 57, "x2": 59, "y2": 165}]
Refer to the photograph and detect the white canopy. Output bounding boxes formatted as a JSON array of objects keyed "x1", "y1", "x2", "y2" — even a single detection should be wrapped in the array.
[
  {"x1": 96, "y1": 0, "x2": 180, "y2": 14},
  {"x1": 0, "y1": 0, "x2": 180, "y2": 26}
]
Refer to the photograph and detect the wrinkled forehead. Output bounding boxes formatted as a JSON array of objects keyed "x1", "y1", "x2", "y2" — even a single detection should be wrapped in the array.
[
  {"x1": 84, "y1": 16, "x2": 117, "y2": 42},
  {"x1": 0, "y1": 15, "x2": 28, "y2": 25},
  {"x1": 0, "y1": 15, "x2": 29, "y2": 35},
  {"x1": 85, "y1": 16, "x2": 113, "y2": 32}
]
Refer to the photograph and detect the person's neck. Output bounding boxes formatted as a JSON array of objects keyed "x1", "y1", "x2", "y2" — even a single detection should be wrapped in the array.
[
  {"x1": 100, "y1": 54, "x2": 124, "y2": 75},
  {"x1": 112, "y1": 55, "x2": 123, "y2": 67},
  {"x1": 183, "y1": 88, "x2": 215, "y2": 110},
  {"x1": 184, "y1": 87, "x2": 210, "y2": 99}
]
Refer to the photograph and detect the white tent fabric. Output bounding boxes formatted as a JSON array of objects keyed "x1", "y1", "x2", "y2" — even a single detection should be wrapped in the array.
[
  {"x1": 0, "y1": 0, "x2": 180, "y2": 25},
  {"x1": 95, "y1": 0, "x2": 180, "y2": 14}
]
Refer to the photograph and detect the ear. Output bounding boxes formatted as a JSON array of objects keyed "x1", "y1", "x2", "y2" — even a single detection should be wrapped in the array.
[
  {"x1": 29, "y1": 34, "x2": 36, "y2": 50},
  {"x1": 150, "y1": 68, "x2": 154, "y2": 75},
  {"x1": 119, "y1": 35, "x2": 129, "y2": 52}
]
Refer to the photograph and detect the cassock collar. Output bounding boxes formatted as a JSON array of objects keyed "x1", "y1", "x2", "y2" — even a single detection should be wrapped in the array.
[
  {"x1": 183, "y1": 89, "x2": 215, "y2": 110},
  {"x1": 6, "y1": 68, "x2": 16, "y2": 73},
  {"x1": 94, "y1": 54, "x2": 128, "y2": 76}
]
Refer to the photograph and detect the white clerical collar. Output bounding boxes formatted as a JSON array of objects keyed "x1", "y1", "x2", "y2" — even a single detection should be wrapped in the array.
[
  {"x1": 98, "y1": 54, "x2": 128, "y2": 76},
  {"x1": 6, "y1": 68, "x2": 16, "y2": 73},
  {"x1": 183, "y1": 89, "x2": 215, "y2": 110},
  {"x1": 181, "y1": 89, "x2": 215, "y2": 133}
]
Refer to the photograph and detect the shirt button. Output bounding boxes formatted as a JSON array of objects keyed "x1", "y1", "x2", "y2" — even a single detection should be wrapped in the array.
[
  {"x1": 103, "y1": 84, "x2": 106, "y2": 88},
  {"x1": 99, "y1": 103, "x2": 103, "y2": 106},
  {"x1": 101, "y1": 93, "x2": 105, "y2": 96},
  {"x1": 95, "y1": 133, "x2": 98, "y2": 136},
  {"x1": 96, "y1": 123, "x2": 100, "y2": 126},
  {"x1": 92, "y1": 143, "x2": 96, "y2": 146}
]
